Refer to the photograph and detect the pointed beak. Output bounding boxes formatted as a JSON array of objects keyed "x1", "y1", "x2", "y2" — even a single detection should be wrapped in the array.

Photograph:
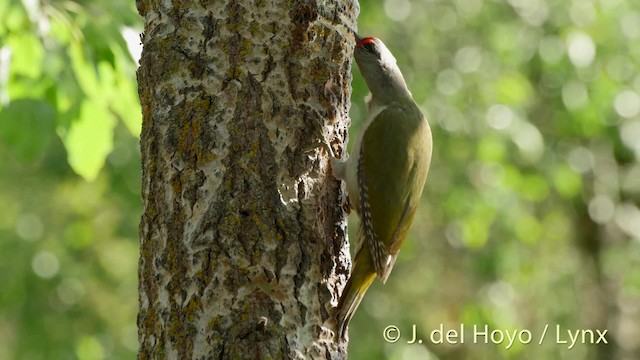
[{"x1": 353, "y1": 32, "x2": 363, "y2": 43}]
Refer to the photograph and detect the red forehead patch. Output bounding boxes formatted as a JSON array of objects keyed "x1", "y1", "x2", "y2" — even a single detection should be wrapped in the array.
[{"x1": 356, "y1": 37, "x2": 376, "y2": 48}]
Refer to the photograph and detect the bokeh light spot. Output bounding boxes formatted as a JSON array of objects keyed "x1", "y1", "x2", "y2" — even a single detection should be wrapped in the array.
[
  {"x1": 511, "y1": 121, "x2": 544, "y2": 161},
  {"x1": 436, "y1": 69, "x2": 463, "y2": 96},
  {"x1": 621, "y1": 12, "x2": 640, "y2": 39},
  {"x1": 454, "y1": 46, "x2": 482, "y2": 73},
  {"x1": 384, "y1": 0, "x2": 411, "y2": 22},
  {"x1": 57, "y1": 278, "x2": 86, "y2": 306},
  {"x1": 566, "y1": 32, "x2": 596, "y2": 68},
  {"x1": 508, "y1": 0, "x2": 549, "y2": 26},
  {"x1": 567, "y1": 146, "x2": 593, "y2": 174},
  {"x1": 614, "y1": 90, "x2": 640, "y2": 118},
  {"x1": 562, "y1": 80, "x2": 589, "y2": 111},
  {"x1": 32, "y1": 251, "x2": 60, "y2": 279},
  {"x1": 588, "y1": 195, "x2": 615, "y2": 224},
  {"x1": 456, "y1": 0, "x2": 484, "y2": 17},
  {"x1": 615, "y1": 203, "x2": 640, "y2": 238},
  {"x1": 433, "y1": 7, "x2": 458, "y2": 32},
  {"x1": 486, "y1": 104, "x2": 514, "y2": 130},
  {"x1": 570, "y1": 1, "x2": 596, "y2": 27},
  {"x1": 487, "y1": 281, "x2": 515, "y2": 308},
  {"x1": 16, "y1": 213, "x2": 44, "y2": 241}
]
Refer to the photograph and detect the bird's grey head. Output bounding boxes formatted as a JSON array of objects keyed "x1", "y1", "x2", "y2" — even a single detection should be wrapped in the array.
[{"x1": 354, "y1": 34, "x2": 411, "y2": 103}]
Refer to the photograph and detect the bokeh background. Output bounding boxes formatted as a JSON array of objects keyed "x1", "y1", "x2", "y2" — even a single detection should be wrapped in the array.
[{"x1": 1, "y1": 0, "x2": 639, "y2": 359}]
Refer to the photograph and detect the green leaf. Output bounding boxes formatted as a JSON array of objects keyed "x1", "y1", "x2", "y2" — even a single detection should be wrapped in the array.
[
  {"x1": 0, "y1": 98, "x2": 55, "y2": 164},
  {"x1": 69, "y1": 41, "x2": 100, "y2": 99},
  {"x1": 63, "y1": 99, "x2": 115, "y2": 181},
  {"x1": 110, "y1": 73, "x2": 142, "y2": 137},
  {"x1": 95, "y1": 60, "x2": 139, "y2": 136},
  {"x1": 3, "y1": 4, "x2": 28, "y2": 33},
  {"x1": 6, "y1": 32, "x2": 44, "y2": 79}
]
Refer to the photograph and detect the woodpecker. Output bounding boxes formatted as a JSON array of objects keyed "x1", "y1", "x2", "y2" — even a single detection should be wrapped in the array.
[{"x1": 330, "y1": 34, "x2": 432, "y2": 340}]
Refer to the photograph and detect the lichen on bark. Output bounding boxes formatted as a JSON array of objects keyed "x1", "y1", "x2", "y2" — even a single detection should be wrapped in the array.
[{"x1": 137, "y1": 0, "x2": 359, "y2": 358}]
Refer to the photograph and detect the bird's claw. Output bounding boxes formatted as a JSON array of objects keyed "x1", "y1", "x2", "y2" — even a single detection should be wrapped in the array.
[{"x1": 303, "y1": 139, "x2": 337, "y2": 158}]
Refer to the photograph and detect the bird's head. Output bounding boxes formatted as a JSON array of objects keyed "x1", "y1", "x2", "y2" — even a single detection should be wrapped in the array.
[
  {"x1": 353, "y1": 34, "x2": 410, "y2": 102},
  {"x1": 354, "y1": 35, "x2": 398, "y2": 71}
]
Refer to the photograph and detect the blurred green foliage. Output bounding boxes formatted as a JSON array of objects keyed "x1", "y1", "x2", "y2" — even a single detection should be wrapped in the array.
[
  {"x1": 1, "y1": 0, "x2": 639, "y2": 359},
  {"x1": 0, "y1": 0, "x2": 141, "y2": 358},
  {"x1": 349, "y1": 0, "x2": 640, "y2": 359}
]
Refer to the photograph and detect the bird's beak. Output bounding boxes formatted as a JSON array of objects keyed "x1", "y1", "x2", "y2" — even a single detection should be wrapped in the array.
[{"x1": 353, "y1": 32, "x2": 363, "y2": 43}]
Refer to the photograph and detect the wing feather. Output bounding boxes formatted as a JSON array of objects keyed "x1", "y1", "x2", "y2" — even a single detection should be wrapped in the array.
[{"x1": 357, "y1": 102, "x2": 432, "y2": 280}]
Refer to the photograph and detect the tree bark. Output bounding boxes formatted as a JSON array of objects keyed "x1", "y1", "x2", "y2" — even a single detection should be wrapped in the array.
[{"x1": 136, "y1": 0, "x2": 358, "y2": 358}]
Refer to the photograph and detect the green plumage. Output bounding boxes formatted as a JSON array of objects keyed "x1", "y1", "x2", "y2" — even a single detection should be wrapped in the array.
[{"x1": 360, "y1": 101, "x2": 432, "y2": 280}]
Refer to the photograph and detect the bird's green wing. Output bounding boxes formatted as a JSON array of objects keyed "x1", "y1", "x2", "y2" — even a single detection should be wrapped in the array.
[{"x1": 358, "y1": 102, "x2": 432, "y2": 280}]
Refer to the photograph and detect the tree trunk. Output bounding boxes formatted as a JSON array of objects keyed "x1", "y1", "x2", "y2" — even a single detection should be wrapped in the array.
[{"x1": 136, "y1": 0, "x2": 358, "y2": 358}]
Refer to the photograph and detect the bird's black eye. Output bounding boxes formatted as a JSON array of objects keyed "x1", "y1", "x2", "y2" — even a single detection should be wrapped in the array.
[{"x1": 362, "y1": 42, "x2": 376, "y2": 54}]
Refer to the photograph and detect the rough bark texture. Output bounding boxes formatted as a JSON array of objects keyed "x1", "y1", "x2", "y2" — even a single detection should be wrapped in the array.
[{"x1": 136, "y1": 0, "x2": 358, "y2": 359}]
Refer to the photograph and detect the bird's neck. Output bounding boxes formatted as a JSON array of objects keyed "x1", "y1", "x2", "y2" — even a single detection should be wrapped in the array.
[
  {"x1": 367, "y1": 86, "x2": 412, "y2": 110},
  {"x1": 365, "y1": 67, "x2": 412, "y2": 106}
]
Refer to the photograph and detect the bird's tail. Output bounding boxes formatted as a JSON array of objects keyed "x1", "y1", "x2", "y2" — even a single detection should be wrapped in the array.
[{"x1": 335, "y1": 245, "x2": 376, "y2": 341}]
